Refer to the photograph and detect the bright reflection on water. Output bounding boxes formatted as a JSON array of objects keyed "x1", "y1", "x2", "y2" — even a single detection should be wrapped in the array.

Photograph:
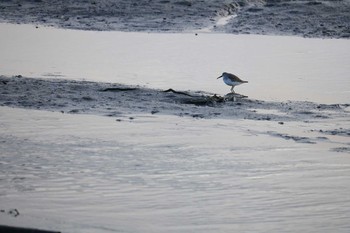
[{"x1": 0, "y1": 23, "x2": 350, "y2": 103}]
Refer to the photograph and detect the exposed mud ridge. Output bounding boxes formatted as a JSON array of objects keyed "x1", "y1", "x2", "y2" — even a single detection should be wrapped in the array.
[
  {"x1": 222, "y1": 0, "x2": 350, "y2": 38},
  {"x1": 267, "y1": 131, "x2": 317, "y2": 144},
  {"x1": 1, "y1": 76, "x2": 349, "y2": 122},
  {"x1": 0, "y1": 0, "x2": 349, "y2": 38},
  {"x1": 331, "y1": 147, "x2": 350, "y2": 153},
  {"x1": 0, "y1": 0, "x2": 228, "y2": 32}
]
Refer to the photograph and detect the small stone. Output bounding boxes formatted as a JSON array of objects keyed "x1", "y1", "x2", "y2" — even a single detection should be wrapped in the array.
[
  {"x1": 69, "y1": 109, "x2": 79, "y2": 113},
  {"x1": 192, "y1": 114, "x2": 204, "y2": 118},
  {"x1": 8, "y1": 209, "x2": 20, "y2": 217}
]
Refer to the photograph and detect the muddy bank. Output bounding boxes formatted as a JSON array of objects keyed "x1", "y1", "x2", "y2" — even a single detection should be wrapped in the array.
[
  {"x1": 1, "y1": 76, "x2": 349, "y2": 123},
  {"x1": 222, "y1": 0, "x2": 350, "y2": 38},
  {"x1": 0, "y1": 0, "x2": 228, "y2": 32},
  {"x1": 0, "y1": 0, "x2": 349, "y2": 38}
]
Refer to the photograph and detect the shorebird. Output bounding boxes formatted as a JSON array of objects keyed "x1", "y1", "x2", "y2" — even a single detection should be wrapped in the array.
[{"x1": 217, "y1": 72, "x2": 248, "y2": 93}]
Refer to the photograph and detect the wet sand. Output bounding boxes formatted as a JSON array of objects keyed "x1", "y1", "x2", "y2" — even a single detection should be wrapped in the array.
[
  {"x1": 0, "y1": 75, "x2": 349, "y2": 121},
  {"x1": 0, "y1": 0, "x2": 349, "y2": 38},
  {"x1": 1, "y1": 75, "x2": 349, "y2": 151}
]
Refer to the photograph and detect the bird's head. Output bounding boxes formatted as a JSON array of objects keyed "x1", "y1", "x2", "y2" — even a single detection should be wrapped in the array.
[{"x1": 217, "y1": 72, "x2": 224, "y2": 79}]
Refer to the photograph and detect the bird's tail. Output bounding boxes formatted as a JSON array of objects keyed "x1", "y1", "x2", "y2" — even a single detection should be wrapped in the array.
[{"x1": 243, "y1": 81, "x2": 248, "y2": 83}]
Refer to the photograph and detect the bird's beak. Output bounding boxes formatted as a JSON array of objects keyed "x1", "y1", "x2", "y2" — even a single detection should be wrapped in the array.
[{"x1": 217, "y1": 75, "x2": 222, "y2": 79}]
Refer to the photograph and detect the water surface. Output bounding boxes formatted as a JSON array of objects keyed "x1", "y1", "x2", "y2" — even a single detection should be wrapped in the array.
[{"x1": 1, "y1": 23, "x2": 349, "y2": 103}]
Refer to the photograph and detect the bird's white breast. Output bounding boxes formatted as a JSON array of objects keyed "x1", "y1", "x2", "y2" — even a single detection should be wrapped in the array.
[{"x1": 223, "y1": 76, "x2": 242, "y2": 86}]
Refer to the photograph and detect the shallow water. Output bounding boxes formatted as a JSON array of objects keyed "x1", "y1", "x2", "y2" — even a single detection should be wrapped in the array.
[
  {"x1": 1, "y1": 107, "x2": 350, "y2": 233},
  {"x1": 1, "y1": 22, "x2": 350, "y2": 233},
  {"x1": 1, "y1": 23, "x2": 350, "y2": 104}
]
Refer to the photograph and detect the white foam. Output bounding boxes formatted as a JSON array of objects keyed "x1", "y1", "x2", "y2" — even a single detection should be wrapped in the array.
[
  {"x1": 195, "y1": 14, "x2": 236, "y2": 32},
  {"x1": 216, "y1": 14, "x2": 236, "y2": 26}
]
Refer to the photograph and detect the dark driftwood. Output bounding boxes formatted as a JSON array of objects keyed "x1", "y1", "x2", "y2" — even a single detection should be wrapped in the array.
[
  {"x1": 163, "y1": 88, "x2": 194, "y2": 97},
  {"x1": 0, "y1": 225, "x2": 60, "y2": 233},
  {"x1": 180, "y1": 94, "x2": 225, "y2": 106},
  {"x1": 163, "y1": 89, "x2": 228, "y2": 106},
  {"x1": 99, "y1": 86, "x2": 246, "y2": 106},
  {"x1": 224, "y1": 93, "x2": 248, "y2": 100}
]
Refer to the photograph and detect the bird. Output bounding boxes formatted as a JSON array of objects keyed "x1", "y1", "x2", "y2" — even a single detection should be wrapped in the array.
[{"x1": 217, "y1": 72, "x2": 248, "y2": 93}]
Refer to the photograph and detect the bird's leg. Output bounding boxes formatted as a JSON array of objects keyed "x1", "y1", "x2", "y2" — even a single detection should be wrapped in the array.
[{"x1": 231, "y1": 86, "x2": 235, "y2": 93}]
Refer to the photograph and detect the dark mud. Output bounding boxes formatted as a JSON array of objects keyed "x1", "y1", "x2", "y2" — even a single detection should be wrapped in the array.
[
  {"x1": 0, "y1": 0, "x2": 226, "y2": 32},
  {"x1": 267, "y1": 131, "x2": 317, "y2": 144},
  {"x1": 319, "y1": 128, "x2": 350, "y2": 137},
  {"x1": 331, "y1": 147, "x2": 350, "y2": 153},
  {"x1": 1, "y1": 76, "x2": 349, "y2": 122},
  {"x1": 222, "y1": 0, "x2": 350, "y2": 38},
  {"x1": 0, "y1": 224, "x2": 60, "y2": 233},
  {"x1": 0, "y1": 0, "x2": 349, "y2": 38}
]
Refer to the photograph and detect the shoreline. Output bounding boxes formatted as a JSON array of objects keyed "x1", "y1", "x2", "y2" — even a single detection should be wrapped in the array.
[
  {"x1": 1, "y1": 75, "x2": 349, "y2": 122},
  {"x1": 0, "y1": 0, "x2": 349, "y2": 39}
]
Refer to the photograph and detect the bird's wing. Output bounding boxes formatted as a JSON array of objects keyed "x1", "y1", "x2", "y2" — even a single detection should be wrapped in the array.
[{"x1": 228, "y1": 73, "x2": 244, "y2": 82}]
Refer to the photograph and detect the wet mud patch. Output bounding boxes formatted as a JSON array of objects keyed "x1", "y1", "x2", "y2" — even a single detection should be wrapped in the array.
[
  {"x1": 0, "y1": 224, "x2": 60, "y2": 233},
  {"x1": 318, "y1": 128, "x2": 350, "y2": 137},
  {"x1": 221, "y1": 0, "x2": 350, "y2": 38},
  {"x1": 0, "y1": 0, "x2": 227, "y2": 32},
  {"x1": 1, "y1": 76, "x2": 349, "y2": 122},
  {"x1": 267, "y1": 131, "x2": 316, "y2": 144},
  {"x1": 331, "y1": 147, "x2": 350, "y2": 154},
  {"x1": 0, "y1": 0, "x2": 349, "y2": 38}
]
